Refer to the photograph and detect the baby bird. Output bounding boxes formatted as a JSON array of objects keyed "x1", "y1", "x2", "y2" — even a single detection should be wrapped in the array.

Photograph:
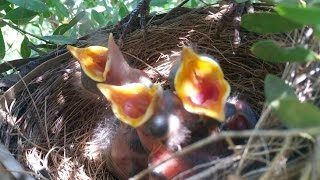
[
  {"x1": 68, "y1": 34, "x2": 153, "y2": 179},
  {"x1": 67, "y1": 34, "x2": 152, "y2": 94}
]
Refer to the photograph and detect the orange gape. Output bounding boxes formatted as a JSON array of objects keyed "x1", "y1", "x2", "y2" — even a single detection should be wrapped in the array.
[
  {"x1": 68, "y1": 34, "x2": 257, "y2": 179},
  {"x1": 174, "y1": 47, "x2": 230, "y2": 122},
  {"x1": 68, "y1": 34, "x2": 152, "y2": 86},
  {"x1": 97, "y1": 83, "x2": 160, "y2": 128},
  {"x1": 67, "y1": 45, "x2": 108, "y2": 82}
]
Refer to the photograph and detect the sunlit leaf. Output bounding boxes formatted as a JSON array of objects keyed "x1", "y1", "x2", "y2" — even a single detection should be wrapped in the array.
[
  {"x1": 264, "y1": 74, "x2": 297, "y2": 103},
  {"x1": 20, "y1": 36, "x2": 31, "y2": 58},
  {"x1": 91, "y1": 10, "x2": 107, "y2": 26},
  {"x1": 6, "y1": 0, "x2": 49, "y2": 13},
  {"x1": 272, "y1": 98, "x2": 320, "y2": 128},
  {"x1": 251, "y1": 40, "x2": 319, "y2": 62},
  {"x1": 0, "y1": 29, "x2": 5, "y2": 60},
  {"x1": 3, "y1": 7, "x2": 38, "y2": 20},
  {"x1": 43, "y1": 35, "x2": 77, "y2": 45},
  {"x1": 241, "y1": 12, "x2": 302, "y2": 33},
  {"x1": 51, "y1": 0, "x2": 69, "y2": 18},
  {"x1": 276, "y1": 5, "x2": 320, "y2": 25}
]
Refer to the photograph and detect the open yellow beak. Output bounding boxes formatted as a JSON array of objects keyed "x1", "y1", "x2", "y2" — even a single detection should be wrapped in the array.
[
  {"x1": 97, "y1": 83, "x2": 161, "y2": 127},
  {"x1": 67, "y1": 45, "x2": 109, "y2": 82},
  {"x1": 174, "y1": 47, "x2": 230, "y2": 122}
]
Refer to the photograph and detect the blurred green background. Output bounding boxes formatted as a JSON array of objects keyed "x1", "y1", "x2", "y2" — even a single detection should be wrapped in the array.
[{"x1": 0, "y1": 0, "x2": 218, "y2": 63}]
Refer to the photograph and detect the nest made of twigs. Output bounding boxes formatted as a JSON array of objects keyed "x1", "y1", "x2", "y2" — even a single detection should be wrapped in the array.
[{"x1": 0, "y1": 4, "x2": 319, "y2": 180}]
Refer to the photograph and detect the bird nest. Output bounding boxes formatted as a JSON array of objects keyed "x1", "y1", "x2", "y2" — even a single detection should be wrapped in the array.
[{"x1": 0, "y1": 4, "x2": 319, "y2": 180}]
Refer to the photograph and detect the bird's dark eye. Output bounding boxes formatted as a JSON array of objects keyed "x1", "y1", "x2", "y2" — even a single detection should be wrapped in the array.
[{"x1": 144, "y1": 114, "x2": 169, "y2": 138}]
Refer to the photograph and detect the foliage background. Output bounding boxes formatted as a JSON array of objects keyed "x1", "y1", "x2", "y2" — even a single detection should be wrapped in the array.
[{"x1": 0, "y1": 0, "x2": 219, "y2": 63}]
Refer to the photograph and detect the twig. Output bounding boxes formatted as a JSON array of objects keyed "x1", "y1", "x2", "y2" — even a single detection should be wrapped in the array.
[
  {"x1": 236, "y1": 105, "x2": 272, "y2": 175},
  {"x1": 44, "y1": 96, "x2": 51, "y2": 150},
  {"x1": 260, "y1": 136, "x2": 292, "y2": 179},
  {"x1": 1, "y1": 19, "x2": 51, "y2": 44},
  {"x1": 130, "y1": 127, "x2": 318, "y2": 180}
]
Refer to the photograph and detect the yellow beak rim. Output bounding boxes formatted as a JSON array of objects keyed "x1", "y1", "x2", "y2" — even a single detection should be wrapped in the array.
[
  {"x1": 174, "y1": 47, "x2": 230, "y2": 122},
  {"x1": 67, "y1": 45, "x2": 109, "y2": 82},
  {"x1": 97, "y1": 83, "x2": 162, "y2": 127}
]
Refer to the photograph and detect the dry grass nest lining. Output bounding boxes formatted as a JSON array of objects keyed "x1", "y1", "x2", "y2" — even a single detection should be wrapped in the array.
[{"x1": 1, "y1": 5, "x2": 317, "y2": 180}]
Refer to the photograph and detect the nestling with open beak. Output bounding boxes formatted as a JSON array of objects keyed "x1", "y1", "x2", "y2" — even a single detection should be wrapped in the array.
[
  {"x1": 67, "y1": 34, "x2": 152, "y2": 94},
  {"x1": 68, "y1": 34, "x2": 154, "y2": 179}
]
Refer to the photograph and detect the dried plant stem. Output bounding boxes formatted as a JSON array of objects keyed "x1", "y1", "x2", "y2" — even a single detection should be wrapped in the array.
[
  {"x1": 236, "y1": 105, "x2": 272, "y2": 175},
  {"x1": 260, "y1": 136, "x2": 292, "y2": 180},
  {"x1": 130, "y1": 128, "x2": 318, "y2": 180}
]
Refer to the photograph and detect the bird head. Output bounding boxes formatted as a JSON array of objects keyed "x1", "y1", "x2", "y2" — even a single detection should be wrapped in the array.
[
  {"x1": 67, "y1": 45, "x2": 109, "y2": 82},
  {"x1": 222, "y1": 98, "x2": 258, "y2": 131},
  {"x1": 173, "y1": 47, "x2": 231, "y2": 122},
  {"x1": 97, "y1": 83, "x2": 161, "y2": 128},
  {"x1": 68, "y1": 34, "x2": 152, "y2": 88}
]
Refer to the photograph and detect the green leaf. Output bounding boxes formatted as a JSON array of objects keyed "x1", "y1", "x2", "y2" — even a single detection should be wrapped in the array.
[
  {"x1": 42, "y1": 10, "x2": 51, "y2": 18},
  {"x1": 0, "y1": 29, "x2": 5, "y2": 60},
  {"x1": 275, "y1": 5, "x2": 320, "y2": 25},
  {"x1": 0, "y1": 1, "x2": 10, "y2": 11},
  {"x1": 241, "y1": 12, "x2": 303, "y2": 33},
  {"x1": 314, "y1": 24, "x2": 320, "y2": 38},
  {"x1": 235, "y1": 0, "x2": 249, "y2": 3},
  {"x1": 190, "y1": 0, "x2": 197, "y2": 7},
  {"x1": 0, "y1": 21, "x2": 5, "y2": 28},
  {"x1": 53, "y1": 11, "x2": 85, "y2": 35},
  {"x1": 91, "y1": 10, "x2": 107, "y2": 26},
  {"x1": 3, "y1": 7, "x2": 38, "y2": 20},
  {"x1": 6, "y1": 0, "x2": 49, "y2": 13},
  {"x1": 20, "y1": 36, "x2": 31, "y2": 58},
  {"x1": 264, "y1": 74, "x2": 297, "y2": 103},
  {"x1": 151, "y1": 0, "x2": 169, "y2": 6},
  {"x1": 118, "y1": 2, "x2": 129, "y2": 18},
  {"x1": 53, "y1": 24, "x2": 71, "y2": 35},
  {"x1": 260, "y1": 0, "x2": 301, "y2": 6},
  {"x1": 68, "y1": 11, "x2": 85, "y2": 27},
  {"x1": 51, "y1": 0, "x2": 69, "y2": 18},
  {"x1": 42, "y1": 35, "x2": 77, "y2": 45},
  {"x1": 3, "y1": 5, "x2": 13, "y2": 13},
  {"x1": 272, "y1": 98, "x2": 320, "y2": 128},
  {"x1": 251, "y1": 40, "x2": 319, "y2": 63},
  {"x1": 110, "y1": 0, "x2": 118, "y2": 6}
]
